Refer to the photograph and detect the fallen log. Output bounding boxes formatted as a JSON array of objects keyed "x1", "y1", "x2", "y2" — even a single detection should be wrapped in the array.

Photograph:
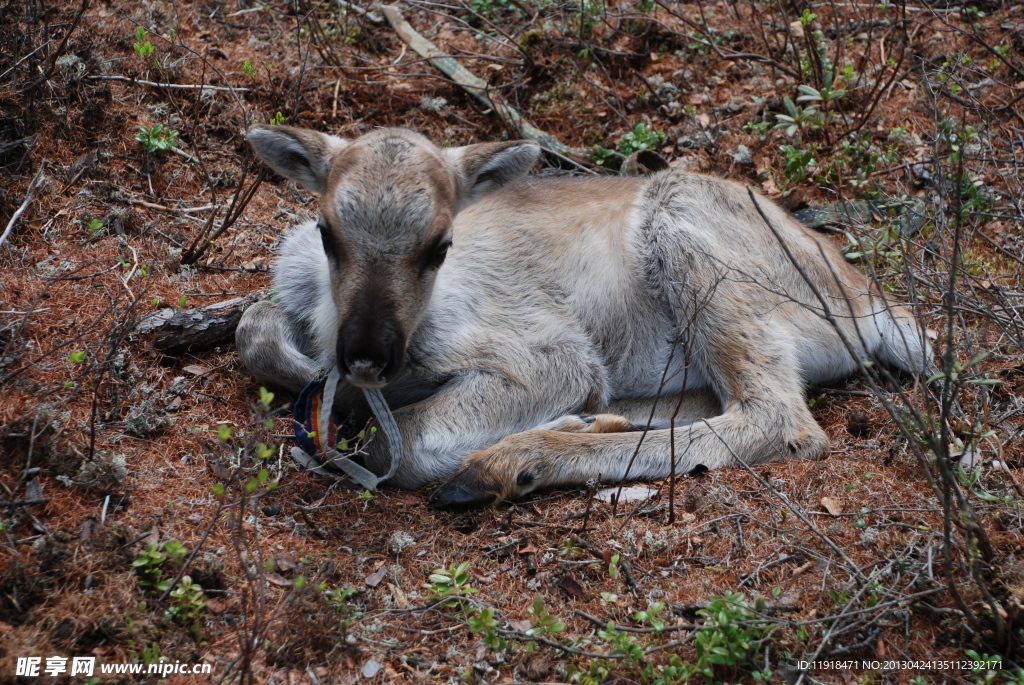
[{"x1": 137, "y1": 291, "x2": 268, "y2": 355}]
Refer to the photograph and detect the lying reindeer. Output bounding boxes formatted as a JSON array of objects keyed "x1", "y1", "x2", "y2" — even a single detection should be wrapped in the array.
[{"x1": 236, "y1": 125, "x2": 931, "y2": 509}]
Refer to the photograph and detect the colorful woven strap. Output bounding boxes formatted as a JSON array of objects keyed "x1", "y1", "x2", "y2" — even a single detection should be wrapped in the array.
[{"x1": 292, "y1": 368, "x2": 404, "y2": 489}]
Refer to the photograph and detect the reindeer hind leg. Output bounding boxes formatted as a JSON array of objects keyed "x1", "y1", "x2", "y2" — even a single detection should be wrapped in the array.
[{"x1": 236, "y1": 300, "x2": 321, "y2": 394}]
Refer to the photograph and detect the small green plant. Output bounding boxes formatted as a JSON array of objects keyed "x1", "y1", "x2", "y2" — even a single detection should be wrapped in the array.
[
  {"x1": 141, "y1": 641, "x2": 168, "y2": 667},
  {"x1": 618, "y1": 122, "x2": 666, "y2": 156},
  {"x1": 793, "y1": 70, "x2": 845, "y2": 136},
  {"x1": 164, "y1": 575, "x2": 208, "y2": 636},
  {"x1": 243, "y1": 60, "x2": 257, "y2": 78},
  {"x1": 964, "y1": 649, "x2": 1016, "y2": 685},
  {"x1": 820, "y1": 131, "x2": 898, "y2": 188},
  {"x1": 606, "y1": 553, "x2": 620, "y2": 579},
  {"x1": 960, "y1": 5, "x2": 985, "y2": 28},
  {"x1": 176, "y1": 295, "x2": 188, "y2": 311},
  {"x1": 132, "y1": 540, "x2": 188, "y2": 594},
  {"x1": 133, "y1": 27, "x2": 154, "y2": 58},
  {"x1": 468, "y1": 606, "x2": 506, "y2": 651},
  {"x1": 691, "y1": 592, "x2": 768, "y2": 680},
  {"x1": 779, "y1": 145, "x2": 816, "y2": 186},
  {"x1": 634, "y1": 601, "x2": 666, "y2": 632},
  {"x1": 827, "y1": 587, "x2": 852, "y2": 609},
  {"x1": 591, "y1": 146, "x2": 618, "y2": 167},
  {"x1": 254, "y1": 442, "x2": 275, "y2": 461},
  {"x1": 774, "y1": 97, "x2": 822, "y2": 139},
  {"x1": 527, "y1": 597, "x2": 565, "y2": 637},
  {"x1": 469, "y1": 0, "x2": 510, "y2": 17},
  {"x1": 558, "y1": 537, "x2": 585, "y2": 557},
  {"x1": 136, "y1": 123, "x2": 179, "y2": 154},
  {"x1": 592, "y1": 122, "x2": 667, "y2": 166},
  {"x1": 423, "y1": 561, "x2": 478, "y2": 604},
  {"x1": 269, "y1": 111, "x2": 286, "y2": 126},
  {"x1": 69, "y1": 350, "x2": 87, "y2": 364},
  {"x1": 323, "y1": 585, "x2": 359, "y2": 609},
  {"x1": 743, "y1": 120, "x2": 771, "y2": 140},
  {"x1": 322, "y1": 584, "x2": 363, "y2": 630},
  {"x1": 927, "y1": 352, "x2": 999, "y2": 388},
  {"x1": 842, "y1": 224, "x2": 902, "y2": 262},
  {"x1": 577, "y1": 0, "x2": 605, "y2": 40},
  {"x1": 87, "y1": 218, "x2": 104, "y2": 233}
]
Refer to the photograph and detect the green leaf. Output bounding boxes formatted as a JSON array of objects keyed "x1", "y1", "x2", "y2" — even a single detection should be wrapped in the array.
[
  {"x1": 796, "y1": 84, "x2": 822, "y2": 101},
  {"x1": 964, "y1": 352, "x2": 989, "y2": 368}
]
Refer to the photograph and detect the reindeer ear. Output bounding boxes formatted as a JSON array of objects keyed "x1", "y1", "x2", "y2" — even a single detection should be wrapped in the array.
[
  {"x1": 445, "y1": 140, "x2": 540, "y2": 211},
  {"x1": 247, "y1": 124, "x2": 348, "y2": 193}
]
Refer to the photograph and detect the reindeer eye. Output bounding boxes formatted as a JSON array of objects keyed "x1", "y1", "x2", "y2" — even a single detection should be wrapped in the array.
[{"x1": 429, "y1": 240, "x2": 451, "y2": 268}]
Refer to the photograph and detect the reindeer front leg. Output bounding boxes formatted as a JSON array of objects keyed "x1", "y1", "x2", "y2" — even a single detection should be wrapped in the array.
[
  {"x1": 430, "y1": 392, "x2": 828, "y2": 507},
  {"x1": 363, "y1": 344, "x2": 610, "y2": 499},
  {"x1": 429, "y1": 331, "x2": 830, "y2": 508}
]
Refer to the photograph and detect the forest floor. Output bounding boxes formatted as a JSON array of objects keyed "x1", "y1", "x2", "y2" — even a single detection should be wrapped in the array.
[{"x1": 2, "y1": 0, "x2": 1024, "y2": 683}]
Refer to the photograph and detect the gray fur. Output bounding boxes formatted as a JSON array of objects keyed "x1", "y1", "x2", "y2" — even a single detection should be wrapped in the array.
[{"x1": 236, "y1": 126, "x2": 932, "y2": 508}]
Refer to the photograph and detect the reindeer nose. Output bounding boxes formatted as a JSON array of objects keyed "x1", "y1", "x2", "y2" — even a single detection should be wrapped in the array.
[
  {"x1": 343, "y1": 359, "x2": 388, "y2": 388},
  {"x1": 337, "y1": 326, "x2": 404, "y2": 389},
  {"x1": 336, "y1": 286, "x2": 406, "y2": 388}
]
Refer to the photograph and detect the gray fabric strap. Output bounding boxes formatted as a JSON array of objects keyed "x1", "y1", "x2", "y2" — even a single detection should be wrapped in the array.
[
  {"x1": 362, "y1": 386, "x2": 404, "y2": 483},
  {"x1": 302, "y1": 367, "x2": 403, "y2": 489}
]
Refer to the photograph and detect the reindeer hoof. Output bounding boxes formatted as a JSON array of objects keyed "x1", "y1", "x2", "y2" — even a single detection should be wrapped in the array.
[{"x1": 429, "y1": 482, "x2": 500, "y2": 510}]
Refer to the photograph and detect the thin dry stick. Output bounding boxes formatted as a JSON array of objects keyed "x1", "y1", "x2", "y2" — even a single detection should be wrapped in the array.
[
  {"x1": 86, "y1": 75, "x2": 251, "y2": 92},
  {"x1": 379, "y1": 4, "x2": 590, "y2": 162},
  {"x1": 0, "y1": 166, "x2": 46, "y2": 249}
]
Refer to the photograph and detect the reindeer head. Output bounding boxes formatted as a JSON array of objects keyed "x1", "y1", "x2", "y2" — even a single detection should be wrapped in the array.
[{"x1": 248, "y1": 125, "x2": 539, "y2": 388}]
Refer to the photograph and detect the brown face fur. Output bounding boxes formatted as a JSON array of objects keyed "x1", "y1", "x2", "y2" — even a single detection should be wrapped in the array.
[
  {"x1": 316, "y1": 131, "x2": 457, "y2": 387},
  {"x1": 246, "y1": 124, "x2": 540, "y2": 388}
]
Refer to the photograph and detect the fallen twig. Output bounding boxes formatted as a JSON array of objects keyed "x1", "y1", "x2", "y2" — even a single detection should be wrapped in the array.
[
  {"x1": 380, "y1": 4, "x2": 591, "y2": 163},
  {"x1": 0, "y1": 498, "x2": 51, "y2": 507},
  {"x1": 574, "y1": 609, "x2": 697, "y2": 634},
  {"x1": 87, "y1": 74, "x2": 251, "y2": 92},
  {"x1": 0, "y1": 166, "x2": 46, "y2": 250}
]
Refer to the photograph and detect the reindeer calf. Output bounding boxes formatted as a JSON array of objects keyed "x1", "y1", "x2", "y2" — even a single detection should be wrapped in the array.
[{"x1": 236, "y1": 125, "x2": 931, "y2": 509}]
